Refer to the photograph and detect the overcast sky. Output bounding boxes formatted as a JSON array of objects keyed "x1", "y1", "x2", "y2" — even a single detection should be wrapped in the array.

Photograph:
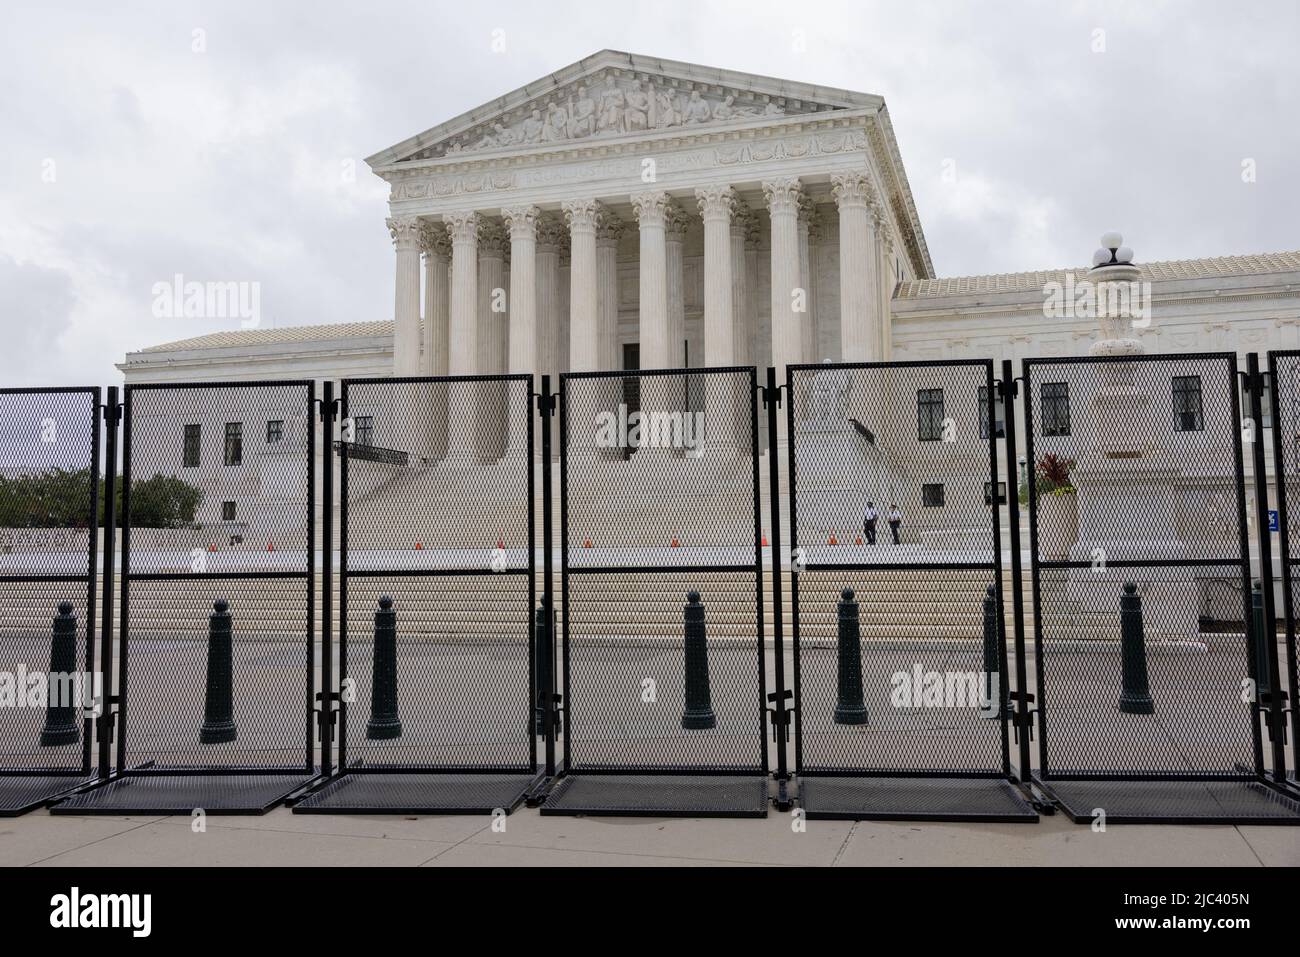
[{"x1": 2, "y1": 0, "x2": 1296, "y2": 387}]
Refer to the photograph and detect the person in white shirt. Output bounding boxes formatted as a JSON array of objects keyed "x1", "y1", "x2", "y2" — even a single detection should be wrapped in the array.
[
  {"x1": 887, "y1": 504, "x2": 902, "y2": 545},
  {"x1": 863, "y1": 502, "x2": 878, "y2": 545}
]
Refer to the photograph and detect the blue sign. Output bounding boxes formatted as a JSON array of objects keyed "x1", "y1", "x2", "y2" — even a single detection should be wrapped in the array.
[{"x1": 1269, "y1": 510, "x2": 1279, "y2": 532}]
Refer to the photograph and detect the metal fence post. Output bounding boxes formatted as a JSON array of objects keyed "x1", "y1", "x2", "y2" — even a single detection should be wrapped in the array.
[
  {"x1": 366, "y1": 596, "x2": 401, "y2": 739},
  {"x1": 834, "y1": 587, "x2": 867, "y2": 725},
  {"x1": 982, "y1": 585, "x2": 1005, "y2": 720},
  {"x1": 200, "y1": 598, "x2": 237, "y2": 743},
  {"x1": 40, "y1": 602, "x2": 81, "y2": 747},
  {"x1": 1251, "y1": 581, "x2": 1272, "y2": 701},
  {"x1": 682, "y1": 590, "x2": 716, "y2": 729},
  {"x1": 1118, "y1": 583, "x2": 1154, "y2": 715}
]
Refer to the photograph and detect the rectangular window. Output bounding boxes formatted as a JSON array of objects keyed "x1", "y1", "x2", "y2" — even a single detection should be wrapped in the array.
[
  {"x1": 1042, "y1": 382, "x2": 1071, "y2": 437},
  {"x1": 355, "y1": 416, "x2": 374, "y2": 447},
  {"x1": 984, "y1": 481, "x2": 1007, "y2": 506},
  {"x1": 1173, "y1": 376, "x2": 1204, "y2": 432},
  {"x1": 221, "y1": 501, "x2": 236, "y2": 522},
  {"x1": 266, "y1": 420, "x2": 283, "y2": 444},
  {"x1": 183, "y1": 424, "x2": 201, "y2": 468},
  {"x1": 224, "y1": 422, "x2": 243, "y2": 466},
  {"x1": 978, "y1": 386, "x2": 1005, "y2": 439},
  {"x1": 917, "y1": 389, "x2": 945, "y2": 442},
  {"x1": 922, "y1": 483, "x2": 945, "y2": 507}
]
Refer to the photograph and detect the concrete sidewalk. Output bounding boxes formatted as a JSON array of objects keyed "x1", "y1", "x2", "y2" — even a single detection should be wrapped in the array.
[{"x1": 4, "y1": 803, "x2": 1299, "y2": 867}]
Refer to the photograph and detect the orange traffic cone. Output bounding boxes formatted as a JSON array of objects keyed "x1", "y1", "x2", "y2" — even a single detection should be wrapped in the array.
[
  {"x1": 671, "y1": 537, "x2": 680, "y2": 548},
  {"x1": 267, "y1": 541, "x2": 275, "y2": 552},
  {"x1": 208, "y1": 544, "x2": 217, "y2": 552},
  {"x1": 414, "y1": 542, "x2": 423, "y2": 550},
  {"x1": 855, "y1": 535, "x2": 863, "y2": 545},
  {"x1": 761, "y1": 533, "x2": 769, "y2": 547},
  {"x1": 828, "y1": 535, "x2": 838, "y2": 546},
  {"x1": 496, "y1": 538, "x2": 504, "y2": 549},
  {"x1": 583, "y1": 538, "x2": 593, "y2": 548}
]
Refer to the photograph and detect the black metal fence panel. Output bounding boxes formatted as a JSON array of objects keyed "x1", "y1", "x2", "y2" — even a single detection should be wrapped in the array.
[
  {"x1": 784, "y1": 361, "x2": 1033, "y2": 821},
  {"x1": 1267, "y1": 350, "x2": 1300, "y2": 781},
  {"x1": 545, "y1": 367, "x2": 768, "y2": 817},
  {"x1": 335, "y1": 375, "x2": 535, "y2": 774},
  {"x1": 114, "y1": 382, "x2": 315, "y2": 772},
  {"x1": 1022, "y1": 352, "x2": 1300, "y2": 823},
  {"x1": 0, "y1": 388, "x2": 100, "y2": 814}
]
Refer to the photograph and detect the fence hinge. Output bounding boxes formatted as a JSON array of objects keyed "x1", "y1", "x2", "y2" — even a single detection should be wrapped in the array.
[
  {"x1": 767, "y1": 689, "x2": 793, "y2": 744},
  {"x1": 314, "y1": 690, "x2": 341, "y2": 742},
  {"x1": 760, "y1": 383, "x2": 782, "y2": 410},
  {"x1": 995, "y1": 377, "x2": 1019, "y2": 400},
  {"x1": 101, "y1": 401, "x2": 122, "y2": 424},
  {"x1": 94, "y1": 695, "x2": 123, "y2": 743},
  {"x1": 536, "y1": 391, "x2": 557, "y2": 416},
  {"x1": 318, "y1": 397, "x2": 340, "y2": 423}
]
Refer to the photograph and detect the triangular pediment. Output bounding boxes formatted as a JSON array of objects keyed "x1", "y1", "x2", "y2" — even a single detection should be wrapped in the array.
[{"x1": 368, "y1": 50, "x2": 879, "y2": 167}]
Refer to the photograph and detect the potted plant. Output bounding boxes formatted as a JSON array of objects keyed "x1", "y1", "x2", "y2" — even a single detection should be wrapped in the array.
[{"x1": 1035, "y1": 454, "x2": 1078, "y2": 560}]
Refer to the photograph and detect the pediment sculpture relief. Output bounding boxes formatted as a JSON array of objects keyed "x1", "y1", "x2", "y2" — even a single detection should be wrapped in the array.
[{"x1": 421, "y1": 72, "x2": 832, "y2": 160}]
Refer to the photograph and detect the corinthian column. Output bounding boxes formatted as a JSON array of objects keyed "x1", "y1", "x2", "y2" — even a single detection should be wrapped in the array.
[
  {"x1": 503, "y1": 205, "x2": 539, "y2": 456},
  {"x1": 442, "y1": 210, "x2": 479, "y2": 461},
  {"x1": 563, "y1": 199, "x2": 602, "y2": 373},
  {"x1": 665, "y1": 202, "x2": 689, "y2": 372},
  {"x1": 475, "y1": 221, "x2": 509, "y2": 459},
  {"x1": 798, "y1": 197, "x2": 822, "y2": 363},
  {"x1": 596, "y1": 214, "x2": 625, "y2": 459},
  {"x1": 730, "y1": 204, "x2": 752, "y2": 369},
  {"x1": 419, "y1": 222, "x2": 451, "y2": 458},
  {"x1": 832, "y1": 172, "x2": 880, "y2": 362},
  {"x1": 877, "y1": 215, "x2": 895, "y2": 359},
  {"x1": 389, "y1": 217, "x2": 422, "y2": 377},
  {"x1": 697, "y1": 185, "x2": 739, "y2": 451},
  {"x1": 632, "y1": 191, "x2": 670, "y2": 369},
  {"x1": 763, "y1": 179, "x2": 804, "y2": 383}
]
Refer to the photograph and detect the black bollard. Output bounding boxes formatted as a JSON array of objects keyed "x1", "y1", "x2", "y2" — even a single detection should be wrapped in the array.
[
  {"x1": 681, "y1": 590, "x2": 716, "y2": 730},
  {"x1": 833, "y1": 587, "x2": 868, "y2": 725},
  {"x1": 366, "y1": 596, "x2": 402, "y2": 739},
  {"x1": 1118, "y1": 582, "x2": 1154, "y2": 715},
  {"x1": 1251, "y1": 580, "x2": 1272, "y2": 700},
  {"x1": 39, "y1": 601, "x2": 80, "y2": 747},
  {"x1": 977, "y1": 582, "x2": 998, "y2": 717},
  {"x1": 533, "y1": 602, "x2": 552, "y2": 735},
  {"x1": 200, "y1": 598, "x2": 237, "y2": 743}
]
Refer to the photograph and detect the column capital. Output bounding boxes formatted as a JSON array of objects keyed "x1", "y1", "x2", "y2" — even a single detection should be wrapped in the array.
[
  {"x1": 762, "y1": 178, "x2": 804, "y2": 215},
  {"x1": 536, "y1": 216, "x2": 570, "y2": 253},
  {"x1": 631, "y1": 190, "x2": 671, "y2": 227},
  {"x1": 596, "y1": 214, "x2": 626, "y2": 247},
  {"x1": 418, "y1": 221, "x2": 451, "y2": 259},
  {"x1": 387, "y1": 216, "x2": 422, "y2": 251},
  {"x1": 831, "y1": 171, "x2": 877, "y2": 211},
  {"x1": 797, "y1": 195, "x2": 822, "y2": 238},
  {"x1": 442, "y1": 210, "x2": 481, "y2": 245},
  {"x1": 695, "y1": 184, "x2": 737, "y2": 222},
  {"x1": 501, "y1": 204, "x2": 541, "y2": 239},
  {"x1": 664, "y1": 201, "x2": 691, "y2": 241},
  {"x1": 562, "y1": 198, "x2": 604, "y2": 232},
  {"x1": 478, "y1": 220, "x2": 510, "y2": 258},
  {"x1": 730, "y1": 202, "x2": 756, "y2": 239}
]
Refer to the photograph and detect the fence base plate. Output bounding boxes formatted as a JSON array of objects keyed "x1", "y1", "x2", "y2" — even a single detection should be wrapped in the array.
[
  {"x1": 540, "y1": 774, "x2": 768, "y2": 818},
  {"x1": 293, "y1": 772, "x2": 535, "y2": 815},
  {"x1": 1036, "y1": 776, "x2": 1300, "y2": 825},
  {"x1": 0, "y1": 776, "x2": 93, "y2": 817},
  {"x1": 798, "y1": 775, "x2": 1039, "y2": 822},
  {"x1": 49, "y1": 772, "x2": 316, "y2": 815}
]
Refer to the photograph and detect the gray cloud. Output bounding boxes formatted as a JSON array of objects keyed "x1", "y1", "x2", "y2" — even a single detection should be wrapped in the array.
[{"x1": 1, "y1": 0, "x2": 1296, "y2": 387}]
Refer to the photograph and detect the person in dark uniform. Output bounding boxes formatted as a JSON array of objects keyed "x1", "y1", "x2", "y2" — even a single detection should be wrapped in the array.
[
  {"x1": 888, "y1": 504, "x2": 902, "y2": 545},
  {"x1": 863, "y1": 501, "x2": 878, "y2": 545}
]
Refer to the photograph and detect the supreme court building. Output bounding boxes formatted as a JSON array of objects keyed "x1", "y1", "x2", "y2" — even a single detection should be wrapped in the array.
[{"x1": 119, "y1": 50, "x2": 1300, "y2": 528}]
